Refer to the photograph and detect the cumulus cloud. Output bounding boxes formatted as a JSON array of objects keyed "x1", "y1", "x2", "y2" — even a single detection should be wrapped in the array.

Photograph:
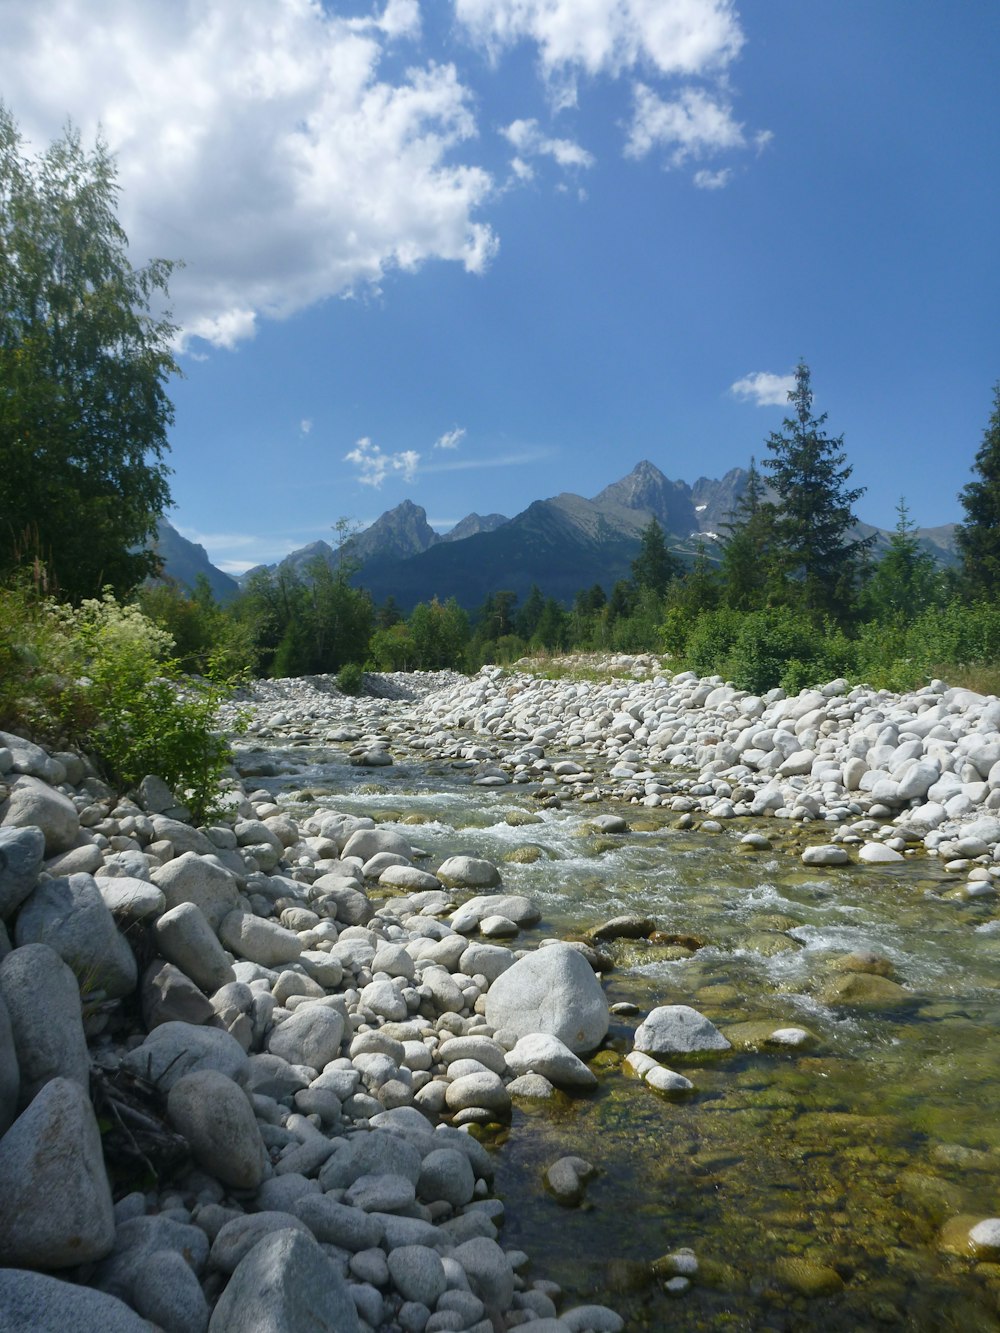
[
  {"x1": 434, "y1": 427, "x2": 467, "y2": 450},
  {"x1": 0, "y1": 0, "x2": 496, "y2": 350},
  {"x1": 693, "y1": 167, "x2": 731, "y2": 190},
  {"x1": 501, "y1": 118, "x2": 595, "y2": 174},
  {"x1": 456, "y1": 0, "x2": 744, "y2": 84},
  {"x1": 729, "y1": 372, "x2": 796, "y2": 407},
  {"x1": 626, "y1": 84, "x2": 745, "y2": 165},
  {"x1": 345, "y1": 437, "x2": 421, "y2": 487}
]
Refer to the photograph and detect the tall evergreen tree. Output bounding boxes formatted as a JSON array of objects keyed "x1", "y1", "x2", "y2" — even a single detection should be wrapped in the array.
[
  {"x1": 956, "y1": 381, "x2": 1000, "y2": 595},
  {"x1": 762, "y1": 362, "x2": 873, "y2": 618},
  {"x1": 630, "y1": 517, "x2": 682, "y2": 596},
  {"x1": 861, "y1": 498, "x2": 943, "y2": 622},
  {"x1": 719, "y1": 458, "x2": 781, "y2": 609}
]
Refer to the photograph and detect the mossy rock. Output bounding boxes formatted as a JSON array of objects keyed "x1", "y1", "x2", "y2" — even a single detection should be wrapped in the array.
[
  {"x1": 737, "y1": 931, "x2": 802, "y2": 957},
  {"x1": 503, "y1": 845, "x2": 546, "y2": 864},
  {"x1": 819, "y1": 972, "x2": 915, "y2": 1009},
  {"x1": 504, "y1": 810, "x2": 543, "y2": 827},
  {"x1": 830, "y1": 950, "x2": 897, "y2": 979},
  {"x1": 773, "y1": 1256, "x2": 844, "y2": 1297}
]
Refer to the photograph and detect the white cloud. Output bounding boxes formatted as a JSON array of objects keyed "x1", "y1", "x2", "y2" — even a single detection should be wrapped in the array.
[
  {"x1": 300, "y1": 419, "x2": 313, "y2": 436},
  {"x1": 502, "y1": 118, "x2": 595, "y2": 172},
  {"x1": 693, "y1": 166, "x2": 731, "y2": 189},
  {"x1": 456, "y1": 0, "x2": 743, "y2": 82},
  {"x1": 0, "y1": 0, "x2": 496, "y2": 351},
  {"x1": 345, "y1": 437, "x2": 421, "y2": 487},
  {"x1": 434, "y1": 427, "x2": 467, "y2": 450},
  {"x1": 422, "y1": 445, "x2": 556, "y2": 473},
  {"x1": 626, "y1": 83, "x2": 746, "y2": 165},
  {"x1": 729, "y1": 372, "x2": 796, "y2": 407}
]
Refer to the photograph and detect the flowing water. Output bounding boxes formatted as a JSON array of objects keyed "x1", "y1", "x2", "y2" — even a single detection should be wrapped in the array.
[{"x1": 255, "y1": 744, "x2": 1000, "y2": 1331}]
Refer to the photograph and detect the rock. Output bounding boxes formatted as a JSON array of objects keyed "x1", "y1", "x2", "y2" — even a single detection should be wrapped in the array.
[
  {"x1": 15, "y1": 873, "x2": 137, "y2": 999},
  {"x1": 378, "y1": 865, "x2": 443, "y2": 892},
  {"x1": 123, "y1": 1022, "x2": 249, "y2": 1092},
  {"x1": 505, "y1": 1032, "x2": 597, "y2": 1089},
  {"x1": 291, "y1": 1195, "x2": 384, "y2": 1252},
  {"x1": 449, "y1": 1236, "x2": 515, "y2": 1311},
  {"x1": 0, "y1": 732, "x2": 65, "y2": 781},
  {"x1": 267, "y1": 1004, "x2": 345, "y2": 1071},
  {"x1": 0, "y1": 1077, "x2": 115, "y2": 1268},
  {"x1": 444, "y1": 1070, "x2": 511, "y2": 1118},
  {"x1": 417, "y1": 1148, "x2": 476, "y2": 1208},
  {"x1": 208, "y1": 1227, "x2": 360, "y2": 1332},
  {"x1": 820, "y1": 973, "x2": 914, "y2": 1009},
  {"x1": 484, "y1": 943, "x2": 609, "y2": 1053},
  {"x1": 0, "y1": 825, "x2": 45, "y2": 918},
  {"x1": 96, "y1": 876, "x2": 166, "y2": 922},
  {"x1": 141, "y1": 961, "x2": 216, "y2": 1028},
  {"x1": 436, "y1": 857, "x2": 502, "y2": 891},
  {"x1": 0, "y1": 943, "x2": 89, "y2": 1103},
  {"x1": 801, "y1": 845, "x2": 851, "y2": 866},
  {"x1": 458, "y1": 942, "x2": 515, "y2": 983},
  {"x1": 857, "y1": 843, "x2": 905, "y2": 864},
  {"x1": 387, "y1": 1245, "x2": 448, "y2": 1307},
  {"x1": 209, "y1": 1212, "x2": 313, "y2": 1274},
  {"x1": 773, "y1": 1256, "x2": 844, "y2": 1297},
  {"x1": 450, "y1": 892, "x2": 537, "y2": 932},
  {"x1": 0, "y1": 994, "x2": 17, "y2": 1134},
  {"x1": 341, "y1": 827, "x2": 413, "y2": 863},
  {"x1": 152, "y1": 852, "x2": 241, "y2": 931},
  {"x1": 544, "y1": 1156, "x2": 595, "y2": 1207},
  {"x1": 587, "y1": 915, "x2": 656, "y2": 942},
  {"x1": 0, "y1": 775, "x2": 79, "y2": 855},
  {"x1": 0, "y1": 1269, "x2": 153, "y2": 1332},
  {"x1": 218, "y1": 910, "x2": 302, "y2": 967},
  {"x1": 633, "y1": 1005, "x2": 731, "y2": 1055},
  {"x1": 155, "y1": 902, "x2": 236, "y2": 993},
  {"x1": 168, "y1": 1069, "x2": 270, "y2": 1189},
  {"x1": 131, "y1": 1247, "x2": 210, "y2": 1333}
]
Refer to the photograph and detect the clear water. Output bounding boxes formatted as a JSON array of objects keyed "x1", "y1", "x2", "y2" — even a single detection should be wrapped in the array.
[{"x1": 257, "y1": 745, "x2": 1000, "y2": 1330}]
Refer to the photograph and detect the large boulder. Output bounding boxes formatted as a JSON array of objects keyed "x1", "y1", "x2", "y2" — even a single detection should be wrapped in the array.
[
  {"x1": 0, "y1": 1270, "x2": 153, "y2": 1333},
  {"x1": 15, "y1": 873, "x2": 137, "y2": 999},
  {"x1": 0, "y1": 825, "x2": 45, "y2": 919},
  {"x1": 151, "y1": 852, "x2": 241, "y2": 931},
  {"x1": 167, "y1": 1069, "x2": 269, "y2": 1189},
  {"x1": 0, "y1": 943, "x2": 89, "y2": 1105},
  {"x1": 154, "y1": 901, "x2": 236, "y2": 993},
  {"x1": 0, "y1": 1078, "x2": 115, "y2": 1268},
  {"x1": 484, "y1": 943, "x2": 609, "y2": 1053},
  {"x1": 208, "y1": 1228, "x2": 360, "y2": 1333},
  {"x1": 0, "y1": 776, "x2": 79, "y2": 855},
  {"x1": 123, "y1": 1021, "x2": 248, "y2": 1092}
]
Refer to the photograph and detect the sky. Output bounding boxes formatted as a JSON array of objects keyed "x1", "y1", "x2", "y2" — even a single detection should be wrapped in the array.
[{"x1": 2, "y1": 0, "x2": 998, "y2": 574}]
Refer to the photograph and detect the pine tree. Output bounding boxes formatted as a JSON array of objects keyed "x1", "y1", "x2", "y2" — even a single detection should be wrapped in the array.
[
  {"x1": 630, "y1": 517, "x2": 682, "y2": 596},
  {"x1": 762, "y1": 362, "x2": 873, "y2": 618},
  {"x1": 719, "y1": 458, "x2": 781, "y2": 610},
  {"x1": 956, "y1": 381, "x2": 1000, "y2": 595},
  {"x1": 861, "y1": 498, "x2": 942, "y2": 622}
]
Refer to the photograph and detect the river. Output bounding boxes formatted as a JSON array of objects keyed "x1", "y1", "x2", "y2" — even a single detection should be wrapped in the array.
[{"x1": 247, "y1": 737, "x2": 1000, "y2": 1331}]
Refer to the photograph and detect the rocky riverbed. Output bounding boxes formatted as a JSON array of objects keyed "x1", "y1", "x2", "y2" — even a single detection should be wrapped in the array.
[{"x1": 3, "y1": 656, "x2": 1000, "y2": 1330}]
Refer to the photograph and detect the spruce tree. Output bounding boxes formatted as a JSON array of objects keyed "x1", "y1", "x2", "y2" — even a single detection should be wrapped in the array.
[
  {"x1": 956, "y1": 381, "x2": 1000, "y2": 595},
  {"x1": 719, "y1": 458, "x2": 781, "y2": 610},
  {"x1": 630, "y1": 517, "x2": 682, "y2": 596},
  {"x1": 762, "y1": 362, "x2": 873, "y2": 619}
]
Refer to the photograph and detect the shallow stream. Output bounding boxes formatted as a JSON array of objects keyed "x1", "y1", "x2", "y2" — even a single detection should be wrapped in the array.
[{"x1": 255, "y1": 744, "x2": 1000, "y2": 1331}]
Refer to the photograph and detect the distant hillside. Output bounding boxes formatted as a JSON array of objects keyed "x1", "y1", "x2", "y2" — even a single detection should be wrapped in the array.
[
  {"x1": 155, "y1": 462, "x2": 959, "y2": 613},
  {"x1": 150, "y1": 520, "x2": 240, "y2": 603}
]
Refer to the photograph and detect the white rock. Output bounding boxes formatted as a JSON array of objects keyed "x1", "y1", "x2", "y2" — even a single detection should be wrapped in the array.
[{"x1": 633, "y1": 1005, "x2": 730, "y2": 1055}]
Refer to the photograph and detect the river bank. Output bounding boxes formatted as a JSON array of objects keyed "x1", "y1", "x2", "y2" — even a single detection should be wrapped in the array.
[{"x1": 3, "y1": 658, "x2": 1000, "y2": 1330}]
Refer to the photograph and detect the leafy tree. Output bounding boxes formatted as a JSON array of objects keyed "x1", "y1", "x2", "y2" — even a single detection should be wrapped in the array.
[
  {"x1": 860, "y1": 498, "x2": 943, "y2": 623},
  {"x1": 631, "y1": 517, "x2": 681, "y2": 596},
  {"x1": 408, "y1": 597, "x2": 470, "y2": 669},
  {"x1": 956, "y1": 381, "x2": 1000, "y2": 595},
  {"x1": 0, "y1": 105, "x2": 178, "y2": 600},
  {"x1": 762, "y1": 362, "x2": 873, "y2": 618}
]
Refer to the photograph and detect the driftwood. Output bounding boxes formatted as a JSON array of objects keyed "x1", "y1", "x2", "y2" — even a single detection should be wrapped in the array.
[{"x1": 90, "y1": 1062, "x2": 190, "y2": 1192}]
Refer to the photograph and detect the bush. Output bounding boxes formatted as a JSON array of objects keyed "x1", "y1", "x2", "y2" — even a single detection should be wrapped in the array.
[
  {"x1": 0, "y1": 582, "x2": 237, "y2": 822},
  {"x1": 336, "y1": 662, "x2": 365, "y2": 695}
]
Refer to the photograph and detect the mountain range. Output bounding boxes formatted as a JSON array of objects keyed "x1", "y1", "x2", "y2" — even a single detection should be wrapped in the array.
[{"x1": 154, "y1": 461, "x2": 958, "y2": 612}]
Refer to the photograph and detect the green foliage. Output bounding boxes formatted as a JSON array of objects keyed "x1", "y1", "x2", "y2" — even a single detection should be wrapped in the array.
[
  {"x1": 956, "y1": 381, "x2": 1000, "y2": 596},
  {"x1": 762, "y1": 363, "x2": 873, "y2": 618},
  {"x1": 630, "y1": 518, "x2": 682, "y2": 597},
  {"x1": 0, "y1": 105, "x2": 178, "y2": 600},
  {"x1": 684, "y1": 605, "x2": 854, "y2": 694},
  {"x1": 0, "y1": 582, "x2": 235, "y2": 821},
  {"x1": 859, "y1": 499, "x2": 945, "y2": 623},
  {"x1": 719, "y1": 458, "x2": 782, "y2": 610},
  {"x1": 336, "y1": 662, "x2": 365, "y2": 695},
  {"x1": 368, "y1": 623, "x2": 414, "y2": 671}
]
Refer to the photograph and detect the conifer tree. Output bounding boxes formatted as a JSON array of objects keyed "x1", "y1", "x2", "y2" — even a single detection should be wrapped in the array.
[
  {"x1": 762, "y1": 362, "x2": 873, "y2": 618},
  {"x1": 630, "y1": 517, "x2": 682, "y2": 596},
  {"x1": 719, "y1": 458, "x2": 781, "y2": 609},
  {"x1": 956, "y1": 381, "x2": 1000, "y2": 595}
]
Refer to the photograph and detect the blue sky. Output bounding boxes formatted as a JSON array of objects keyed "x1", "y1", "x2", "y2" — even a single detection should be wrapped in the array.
[{"x1": 2, "y1": 1, "x2": 998, "y2": 573}]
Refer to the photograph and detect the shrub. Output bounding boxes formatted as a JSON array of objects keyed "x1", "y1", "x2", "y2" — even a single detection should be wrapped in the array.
[{"x1": 336, "y1": 662, "x2": 365, "y2": 695}]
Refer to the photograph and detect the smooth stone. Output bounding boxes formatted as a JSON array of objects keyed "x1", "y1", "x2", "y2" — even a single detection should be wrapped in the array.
[
  {"x1": 151, "y1": 852, "x2": 241, "y2": 931},
  {"x1": 96, "y1": 876, "x2": 166, "y2": 921},
  {"x1": 123, "y1": 1022, "x2": 248, "y2": 1092},
  {"x1": 484, "y1": 943, "x2": 609, "y2": 1054},
  {"x1": 168, "y1": 1069, "x2": 270, "y2": 1189},
  {"x1": 507, "y1": 1072, "x2": 556, "y2": 1099},
  {"x1": 436, "y1": 857, "x2": 502, "y2": 891},
  {"x1": 587, "y1": 915, "x2": 656, "y2": 941},
  {"x1": 544, "y1": 1156, "x2": 594, "y2": 1207},
  {"x1": 344, "y1": 1171, "x2": 416, "y2": 1213},
  {"x1": 820, "y1": 973, "x2": 914, "y2": 1009},
  {"x1": 0, "y1": 943, "x2": 89, "y2": 1103},
  {"x1": 505, "y1": 1032, "x2": 597, "y2": 1089},
  {"x1": 449, "y1": 1237, "x2": 515, "y2": 1310},
  {"x1": 645, "y1": 1065, "x2": 695, "y2": 1094},
  {"x1": 450, "y1": 893, "x2": 537, "y2": 932},
  {"x1": 444, "y1": 1070, "x2": 511, "y2": 1117},
  {"x1": 438, "y1": 1036, "x2": 508, "y2": 1076},
  {"x1": 208, "y1": 1228, "x2": 360, "y2": 1332},
  {"x1": 209, "y1": 1212, "x2": 312, "y2": 1274},
  {"x1": 131, "y1": 1247, "x2": 211, "y2": 1333},
  {"x1": 0, "y1": 825, "x2": 45, "y2": 917},
  {"x1": 155, "y1": 902, "x2": 236, "y2": 993},
  {"x1": 857, "y1": 842, "x2": 905, "y2": 864},
  {"x1": 218, "y1": 910, "x2": 302, "y2": 967},
  {"x1": 15, "y1": 872, "x2": 137, "y2": 999},
  {"x1": 801, "y1": 845, "x2": 850, "y2": 866},
  {"x1": 387, "y1": 1245, "x2": 448, "y2": 1307},
  {"x1": 319, "y1": 1130, "x2": 424, "y2": 1190},
  {"x1": 267, "y1": 1004, "x2": 345, "y2": 1071},
  {"x1": 0, "y1": 1077, "x2": 115, "y2": 1268},
  {"x1": 378, "y1": 865, "x2": 443, "y2": 892},
  {"x1": 341, "y1": 827, "x2": 413, "y2": 863},
  {"x1": 633, "y1": 1005, "x2": 731, "y2": 1055},
  {"x1": 417, "y1": 1147, "x2": 476, "y2": 1207},
  {"x1": 0, "y1": 775, "x2": 80, "y2": 855},
  {"x1": 291, "y1": 1194, "x2": 384, "y2": 1251},
  {"x1": 0, "y1": 1269, "x2": 152, "y2": 1332},
  {"x1": 141, "y1": 960, "x2": 216, "y2": 1029}
]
